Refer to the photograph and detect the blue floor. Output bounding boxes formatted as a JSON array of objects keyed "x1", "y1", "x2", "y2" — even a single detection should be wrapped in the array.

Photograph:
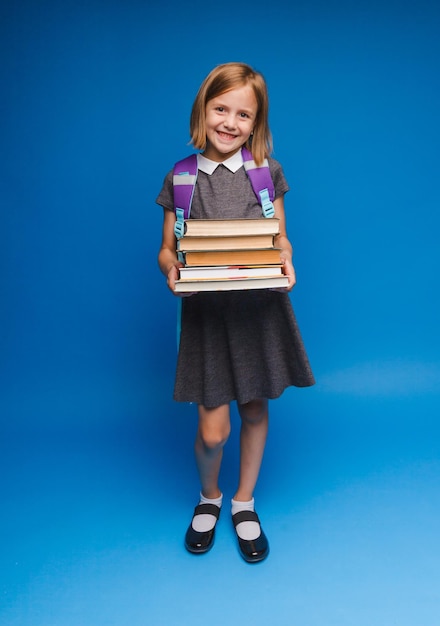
[{"x1": 2, "y1": 378, "x2": 439, "y2": 625}]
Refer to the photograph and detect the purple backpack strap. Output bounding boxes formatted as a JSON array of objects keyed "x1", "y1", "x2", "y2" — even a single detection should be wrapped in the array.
[
  {"x1": 172, "y1": 149, "x2": 275, "y2": 240},
  {"x1": 173, "y1": 154, "x2": 198, "y2": 238},
  {"x1": 241, "y1": 146, "x2": 275, "y2": 218}
]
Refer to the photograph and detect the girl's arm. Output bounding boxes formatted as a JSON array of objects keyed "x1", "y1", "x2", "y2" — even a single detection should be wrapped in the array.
[
  {"x1": 273, "y1": 196, "x2": 296, "y2": 291},
  {"x1": 158, "y1": 208, "x2": 183, "y2": 294}
]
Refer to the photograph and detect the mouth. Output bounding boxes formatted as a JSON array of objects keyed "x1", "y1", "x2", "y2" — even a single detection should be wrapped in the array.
[{"x1": 217, "y1": 131, "x2": 237, "y2": 141}]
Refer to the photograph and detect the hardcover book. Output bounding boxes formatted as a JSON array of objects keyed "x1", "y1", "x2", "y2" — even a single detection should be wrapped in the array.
[
  {"x1": 174, "y1": 274, "x2": 289, "y2": 293},
  {"x1": 182, "y1": 218, "x2": 280, "y2": 237},
  {"x1": 178, "y1": 265, "x2": 284, "y2": 280},
  {"x1": 182, "y1": 248, "x2": 282, "y2": 267},
  {"x1": 177, "y1": 233, "x2": 275, "y2": 252}
]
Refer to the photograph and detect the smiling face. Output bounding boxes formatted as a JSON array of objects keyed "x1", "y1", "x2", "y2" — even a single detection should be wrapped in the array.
[{"x1": 203, "y1": 84, "x2": 258, "y2": 162}]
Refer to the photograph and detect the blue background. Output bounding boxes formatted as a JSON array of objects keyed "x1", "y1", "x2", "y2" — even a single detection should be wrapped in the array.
[{"x1": 1, "y1": 0, "x2": 440, "y2": 624}]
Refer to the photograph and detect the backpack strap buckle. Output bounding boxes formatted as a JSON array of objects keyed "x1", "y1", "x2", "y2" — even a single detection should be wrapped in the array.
[
  {"x1": 259, "y1": 188, "x2": 275, "y2": 218},
  {"x1": 174, "y1": 208, "x2": 185, "y2": 239}
]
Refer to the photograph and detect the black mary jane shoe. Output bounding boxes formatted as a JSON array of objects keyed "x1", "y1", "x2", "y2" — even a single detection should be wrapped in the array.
[
  {"x1": 232, "y1": 510, "x2": 270, "y2": 563},
  {"x1": 184, "y1": 503, "x2": 221, "y2": 554}
]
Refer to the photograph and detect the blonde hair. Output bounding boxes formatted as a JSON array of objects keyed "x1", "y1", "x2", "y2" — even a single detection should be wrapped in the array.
[{"x1": 190, "y1": 62, "x2": 273, "y2": 166}]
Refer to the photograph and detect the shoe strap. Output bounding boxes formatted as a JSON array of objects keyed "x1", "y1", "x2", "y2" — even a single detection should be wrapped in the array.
[
  {"x1": 232, "y1": 510, "x2": 260, "y2": 527},
  {"x1": 193, "y1": 503, "x2": 221, "y2": 519}
]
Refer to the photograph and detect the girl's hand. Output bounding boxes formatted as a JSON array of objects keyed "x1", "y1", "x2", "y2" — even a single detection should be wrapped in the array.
[
  {"x1": 277, "y1": 255, "x2": 296, "y2": 292},
  {"x1": 271, "y1": 197, "x2": 296, "y2": 292},
  {"x1": 167, "y1": 263, "x2": 180, "y2": 292},
  {"x1": 168, "y1": 263, "x2": 197, "y2": 297},
  {"x1": 159, "y1": 209, "x2": 196, "y2": 297}
]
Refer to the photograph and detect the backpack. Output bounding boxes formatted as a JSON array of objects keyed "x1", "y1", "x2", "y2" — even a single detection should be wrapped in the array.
[{"x1": 172, "y1": 146, "x2": 275, "y2": 239}]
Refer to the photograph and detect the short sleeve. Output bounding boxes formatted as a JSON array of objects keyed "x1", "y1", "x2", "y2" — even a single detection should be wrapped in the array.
[
  {"x1": 156, "y1": 169, "x2": 174, "y2": 212},
  {"x1": 268, "y1": 158, "x2": 290, "y2": 200}
]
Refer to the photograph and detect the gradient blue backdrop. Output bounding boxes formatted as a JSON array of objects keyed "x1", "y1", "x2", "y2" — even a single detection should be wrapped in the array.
[{"x1": 1, "y1": 1, "x2": 440, "y2": 624}]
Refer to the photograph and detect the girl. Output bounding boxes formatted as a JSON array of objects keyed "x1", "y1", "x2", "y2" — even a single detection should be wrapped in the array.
[{"x1": 157, "y1": 62, "x2": 314, "y2": 563}]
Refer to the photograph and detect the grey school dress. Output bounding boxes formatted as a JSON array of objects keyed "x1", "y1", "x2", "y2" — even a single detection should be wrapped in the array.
[{"x1": 156, "y1": 156, "x2": 315, "y2": 407}]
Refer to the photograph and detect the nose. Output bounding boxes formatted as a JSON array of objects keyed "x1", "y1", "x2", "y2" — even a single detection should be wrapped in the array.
[{"x1": 223, "y1": 112, "x2": 236, "y2": 129}]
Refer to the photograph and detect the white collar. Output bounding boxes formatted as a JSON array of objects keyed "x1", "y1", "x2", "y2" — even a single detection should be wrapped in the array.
[{"x1": 197, "y1": 150, "x2": 243, "y2": 175}]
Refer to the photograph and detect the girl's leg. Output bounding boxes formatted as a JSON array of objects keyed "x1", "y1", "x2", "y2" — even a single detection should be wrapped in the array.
[
  {"x1": 185, "y1": 404, "x2": 230, "y2": 554},
  {"x1": 195, "y1": 403, "x2": 231, "y2": 498},
  {"x1": 234, "y1": 398, "x2": 269, "y2": 502},
  {"x1": 231, "y1": 398, "x2": 270, "y2": 562}
]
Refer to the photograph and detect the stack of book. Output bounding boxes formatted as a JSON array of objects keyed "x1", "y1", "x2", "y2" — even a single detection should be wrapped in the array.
[{"x1": 174, "y1": 218, "x2": 289, "y2": 293}]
